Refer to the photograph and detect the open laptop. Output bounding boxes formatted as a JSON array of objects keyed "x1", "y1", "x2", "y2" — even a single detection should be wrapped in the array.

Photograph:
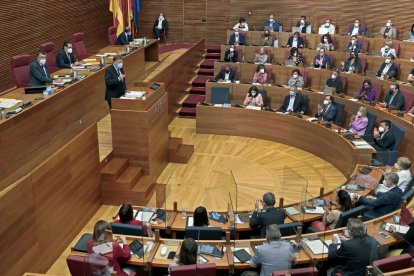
[
  {"x1": 323, "y1": 85, "x2": 335, "y2": 95},
  {"x1": 318, "y1": 27, "x2": 330, "y2": 35}
]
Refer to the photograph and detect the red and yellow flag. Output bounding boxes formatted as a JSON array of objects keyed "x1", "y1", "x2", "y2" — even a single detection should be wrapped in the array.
[{"x1": 109, "y1": 0, "x2": 124, "y2": 36}]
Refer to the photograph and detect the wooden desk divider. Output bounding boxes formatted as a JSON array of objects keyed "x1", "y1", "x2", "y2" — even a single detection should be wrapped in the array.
[{"x1": 279, "y1": 197, "x2": 284, "y2": 208}]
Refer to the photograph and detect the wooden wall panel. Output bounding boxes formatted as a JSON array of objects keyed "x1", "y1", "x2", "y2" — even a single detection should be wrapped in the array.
[
  {"x1": 0, "y1": 0, "x2": 112, "y2": 91},
  {"x1": 137, "y1": 0, "x2": 414, "y2": 44},
  {"x1": 183, "y1": 0, "x2": 207, "y2": 42}
]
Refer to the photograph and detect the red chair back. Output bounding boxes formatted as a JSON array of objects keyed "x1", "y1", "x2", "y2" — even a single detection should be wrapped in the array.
[
  {"x1": 236, "y1": 46, "x2": 244, "y2": 62},
  {"x1": 327, "y1": 54, "x2": 334, "y2": 69},
  {"x1": 359, "y1": 58, "x2": 367, "y2": 73},
  {"x1": 339, "y1": 76, "x2": 348, "y2": 94},
  {"x1": 170, "y1": 263, "x2": 216, "y2": 276},
  {"x1": 371, "y1": 82, "x2": 384, "y2": 102},
  {"x1": 265, "y1": 66, "x2": 273, "y2": 84},
  {"x1": 72, "y1": 32, "x2": 98, "y2": 60},
  {"x1": 394, "y1": 62, "x2": 401, "y2": 79},
  {"x1": 357, "y1": 38, "x2": 369, "y2": 53},
  {"x1": 39, "y1": 42, "x2": 59, "y2": 73},
  {"x1": 372, "y1": 253, "x2": 412, "y2": 273},
  {"x1": 66, "y1": 255, "x2": 109, "y2": 276},
  {"x1": 108, "y1": 26, "x2": 117, "y2": 45},
  {"x1": 301, "y1": 70, "x2": 308, "y2": 87},
  {"x1": 11, "y1": 54, "x2": 31, "y2": 88},
  {"x1": 401, "y1": 90, "x2": 414, "y2": 112},
  {"x1": 272, "y1": 267, "x2": 318, "y2": 276}
]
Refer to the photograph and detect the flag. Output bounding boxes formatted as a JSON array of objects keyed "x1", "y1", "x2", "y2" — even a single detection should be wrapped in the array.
[
  {"x1": 109, "y1": 0, "x2": 124, "y2": 36},
  {"x1": 127, "y1": 0, "x2": 133, "y2": 26},
  {"x1": 132, "y1": 0, "x2": 142, "y2": 28}
]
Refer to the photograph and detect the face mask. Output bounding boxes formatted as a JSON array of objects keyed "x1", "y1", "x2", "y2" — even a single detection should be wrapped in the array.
[
  {"x1": 364, "y1": 85, "x2": 370, "y2": 89},
  {"x1": 159, "y1": 16, "x2": 164, "y2": 20},
  {"x1": 331, "y1": 74, "x2": 336, "y2": 79},
  {"x1": 289, "y1": 91, "x2": 295, "y2": 96},
  {"x1": 264, "y1": 34, "x2": 269, "y2": 37},
  {"x1": 378, "y1": 126, "x2": 385, "y2": 133},
  {"x1": 251, "y1": 91, "x2": 257, "y2": 96},
  {"x1": 293, "y1": 52, "x2": 297, "y2": 56},
  {"x1": 351, "y1": 39, "x2": 356, "y2": 44},
  {"x1": 389, "y1": 88, "x2": 395, "y2": 94},
  {"x1": 394, "y1": 163, "x2": 400, "y2": 170},
  {"x1": 325, "y1": 23, "x2": 330, "y2": 27},
  {"x1": 386, "y1": 22, "x2": 391, "y2": 27},
  {"x1": 385, "y1": 45, "x2": 390, "y2": 49},
  {"x1": 117, "y1": 62, "x2": 123, "y2": 69},
  {"x1": 39, "y1": 58, "x2": 46, "y2": 65},
  {"x1": 67, "y1": 48, "x2": 73, "y2": 54},
  {"x1": 300, "y1": 20, "x2": 305, "y2": 24},
  {"x1": 385, "y1": 59, "x2": 390, "y2": 64},
  {"x1": 354, "y1": 23, "x2": 359, "y2": 27},
  {"x1": 294, "y1": 37, "x2": 298, "y2": 41},
  {"x1": 225, "y1": 69, "x2": 230, "y2": 73},
  {"x1": 357, "y1": 111, "x2": 362, "y2": 117},
  {"x1": 269, "y1": 18, "x2": 274, "y2": 22},
  {"x1": 260, "y1": 51, "x2": 265, "y2": 55},
  {"x1": 293, "y1": 74, "x2": 298, "y2": 78},
  {"x1": 323, "y1": 100, "x2": 329, "y2": 105},
  {"x1": 234, "y1": 32, "x2": 239, "y2": 35},
  {"x1": 350, "y1": 54, "x2": 355, "y2": 59},
  {"x1": 320, "y1": 52, "x2": 324, "y2": 57},
  {"x1": 230, "y1": 48, "x2": 234, "y2": 52},
  {"x1": 260, "y1": 69, "x2": 265, "y2": 74}
]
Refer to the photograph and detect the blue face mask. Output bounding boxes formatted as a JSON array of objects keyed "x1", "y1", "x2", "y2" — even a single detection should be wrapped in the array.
[{"x1": 117, "y1": 63, "x2": 123, "y2": 69}]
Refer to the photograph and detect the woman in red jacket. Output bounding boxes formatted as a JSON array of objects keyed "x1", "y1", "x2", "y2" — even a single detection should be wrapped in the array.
[{"x1": 113, "y1": 203, "x2": 151, "y2": 236}]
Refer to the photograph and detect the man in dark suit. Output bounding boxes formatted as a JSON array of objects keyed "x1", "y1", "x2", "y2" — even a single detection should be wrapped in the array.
[
  {"x1": 328, "y1": 218, "x2": 378, "y2": 276},
  {"x1": 214, "y1": 64, "x2": 237, "y2": 82},
  {"x1": 357, "y1": 172, "x2": 403, "y2": 219},
  {"x1": 249, "y1": 192, "x2": 285, "y2": 236},
  {"x1": 229, "y1": 29, "x2": 246, "y2": 46},
  {"x1": 376, "y1": 54, "x2": 398, "y2": 79},
  {"x1": 296, "y1": 15, "x2": 310, "y2": 33},
  {"x1": 373, "y1": 119, "x2": 395, "y2": 151},
  {"x1": 286, "y1": 32, "x2": 304, "y2": 48},
  {"x1": 278, "y1": 87, "x2": 307, "y2": 113},
  {"x1": 383, "y1": 83, "x2": 405, "y2": 111},
  {"x1": 346, "y1": 35, "x2": 362, "y2": 53},
  {"x1": 29, "y1": 51, "x2": 53, "y2": 86},
  {"x1": 115, "y1": 27, "x2": 133, "y2": 45},
  {"x1": 55, "y1": 41, "x2": 79, "y2": 69},
  {"x1": 105, "y1": 55, "x2": 127, "y2": 108},
  {"x1": 224, "y1": 45, "x2": 238, "y2": 62},
  {"x1": 347, "y1": 19, "x2": 365, "y2": 36},
  {"x1": 262, "y1": 14, "x2": 281, "y2": 32},
  {"x1": 313, "y1": 48, "x2": 331, "y2": 69},
  {"x1": 315, "y1": 95, "x2": 337, "y2": 122},
  {"x1": 153, "y1": 13, "x2": 168, "y2": 40}
]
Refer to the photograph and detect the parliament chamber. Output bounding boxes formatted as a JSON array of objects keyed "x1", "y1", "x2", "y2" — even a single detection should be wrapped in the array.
[{"x1": 1, "y1": 1, "x2": 414, "y2": 276}]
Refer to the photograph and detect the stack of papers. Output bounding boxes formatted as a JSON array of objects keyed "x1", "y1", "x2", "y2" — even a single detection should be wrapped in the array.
[
  {"x1": 187, "y1": 216, "x2": 194, "y2": 227},
  {"x1": 306, "y1": 117, "x2": 318, "y2": 122},
  {"x1": 0, "y1": 98, "x2": 22, "y2": 109},
  {"x1": 352, "y1": 140, "x2": 374, "y2": 149},
  {"x1": 223, "y1": 103, "x2": 231, "y2": 108},
  {"x1": 285, "y1": 207, "x2": 300, "y2": 215},
  {"x1": 384, "y1": 223, "x2": 410, "y2": 234},
  {"x1": 214, "y1": 104, "x2": 223, "y2": 107},
  {"x1": 302, "y1": 206, "x2": 325, "y2": 214},
  {"x1": 245, "y1": 105, "x2": 261, "y2": 110},
  {"x1": 136, "y1": 211, "x2": 155, "y2": 223},
  {"x1": 122, "y1": 91, "x2": 145, "y2": 99},
  {"x1": 92, "y1": 242, "x2": 113, "y2": 254},
  {"x1": 303, "y1": 239, "x2": 329, "y2": 255}
]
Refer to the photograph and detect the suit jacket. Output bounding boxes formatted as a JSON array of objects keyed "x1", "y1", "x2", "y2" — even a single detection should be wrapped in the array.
[
  {"x1": 380, "y1": 26, "x2": 397, "y2": 39},
  {"x1": 347, "y1": 41, "x2": 362, "y2": 53},
  {"x1": 316, "y1": 104, "x2": 337, "y2": 122},
  {"x1": 224, "y1": 50, "x2": 238, "y2": 62},
  {"x1": 286, "y1": 37, "x2": 304, "y2": 48},
  {"x1": 347, "y1": 25, "x2": 365, "y2": 35},
  {"x1": 262, "y1": 20, "x2": 281, "y2": 32},
  {"x1": 384, "y1": 90, "x2": 405, "y2": 111},
  {"x1": 278, "y1": 93, "x2": 307, "y2": 113},
  {"x1": 105, "y1": 65, "x2": 127, "y2": 101},
  {"x1": 359, "y1": 186, "x2": 403, "y2": 218},
  {"x1": 153, "y1": 18, "x2": 168, "y2": 32},
  {"x1": 376, "y1": 63, "x2": 398, "y2": 79},
  {"x1": 115, "y1": 32, "x2": 133, "y2": 45},
  {"x1": 55, "y1": 49, "x2": 77, "y2": 68},
  {"x1": 326, "y1": 78, "x2": 343, "y2": 94},
  {"x1": 328, "y1": 235, "x2": 378, "y2": 276},
  {"x1": 374, "y1": 129, "x2": 395, "y2": 151},
  {"x1": 229, "y1": 34, "x2": 245, "y2": 45},
  {"x1": 215, "y1": 69, "x2": 237, "y2": 82},
  {"x1": 29, "y1": 61, "x2": 53, "y2": 86},
  {"x1": 249, "y1": 207, "x2": 286, "y2": 232},
  {"x1": 313, "y1": 54, "x2": 331, "y2": 69},
  {"x1": 296, "y1": 22, "x2": 310, "y2": 33}
]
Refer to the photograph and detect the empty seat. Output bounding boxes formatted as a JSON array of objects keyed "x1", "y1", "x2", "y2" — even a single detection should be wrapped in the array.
[
  {"x1": 108, "y1": 26, "x2": 117, "y2": 45},
  {"x1": 11, "y1": 54, "x2": 31, "y2": 87},
  {"x1": 211, "y1": 87, "x2": 230, "y2": 104},
  {"x1": 72, "y1": 32, "x2": 99, "y2": 60},
  {"x1": 39, "y1": 42, "x2": 60, "y2": 73}
]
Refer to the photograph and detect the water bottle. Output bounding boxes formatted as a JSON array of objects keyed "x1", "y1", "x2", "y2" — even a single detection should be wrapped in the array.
[
  {"x1": 144, "y1": 36, "x2": 147, "y2": 45},
  {"x1": 99, "y1": 56, "x2": 105, "y2": 67},
  {"x1": 72, "y1": 67, "x2": 78, "y2": 79},
  {"x1": 181, "y1": 208, "x2": 187, "y2": 218}
]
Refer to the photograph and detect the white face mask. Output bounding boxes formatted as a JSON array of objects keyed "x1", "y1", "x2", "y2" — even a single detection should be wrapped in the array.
[
  {"x1": 293, "y1": 52, "x2": 297, "y2": 56},
  {"x1": 259, "y1": 69, "x2": 265, "y2": 74},
  {"x1": 354, "y1": 23, "x2": 359, "y2": 27},
  {"x1": 234, "y1": 32, "x2": 239, "y2": 35},
  {"x1": 229, "y1": 48, "x2": 234, "y2": 52},
  {"x1": 385, "y1": 59, "x2": 390, "y2": 64},
  {"x1": 325, "y1": 22, "x2": 330, "y2": 27},
  {"x1": 117, "y1": 62, "x2": 123, "y2": 69},
  {"x1": 289, "y1": 91, "x2": 295, "y2": 96},
  {"x1": 394, "y1": 163, "x2": 400, "y2": 170},
  {"x1": 269, "y1": 18, "x2": 274, "y2": 22},
  {"x1": 323, "y1": 100, "x2": 329, "y2": 105},
  {"x1": 351, "y1": 39, "x2": 356, "y2": 44},
  {"x1": 259, "y1": 51, "x2": 265, "y2": 55},
  {"x1": 293, "y1": 37, "x2": 298, "y2": 41},
  {"x1": 331, "y1": 74, "x2": 336, "y2": 79},
  {"x1": 300, "y1": 20, "x2": 305, "y2": 24},
  {"x1": 386, "y1": 22, "x2": 391, "y2": 27},
  {"x1": 251, "y1": 91, "x2": 257, "y2": 96},
  {"x1": 323, "y1": 38, "x2": 328, "y2": 43},
  {"x1": 357, "y1": 111, "x2": 362, "y2": 117},
  {"x1": 293, "y1": 74, "x2": 298, "y2": 78},
  {"x1": 378, "y1": 126, "x2": 385, "y2": 133},
  {"x1": 385, "y1": 45, "x2": 390, "y2": 49},
  {"x1": 39, "y1": 58, "x2": 46, "y2": 65},
  {"x1": 159, "y1": 16, "x2": 164, "y2": 20},
  {"x1": 67, "y1": 48, "x2": 73, "y2": 54}
]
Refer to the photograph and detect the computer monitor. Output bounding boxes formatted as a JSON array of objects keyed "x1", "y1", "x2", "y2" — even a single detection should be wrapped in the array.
[
  {"x1": 185, "y1": 226, "x2": 222, "y2": 240},
  {"x1": 111, "y1": 222, "x2": 144, "y2": 236}
]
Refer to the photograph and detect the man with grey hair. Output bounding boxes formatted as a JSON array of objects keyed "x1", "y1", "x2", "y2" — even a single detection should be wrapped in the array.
[
  {"x1": 328, "y1": 218, "x2": 378, "y2": 276},
  {"x1": 356, "y1": 172, "x2": 403, "y2": 219},
  {"x1": 249, "y1": 224, "x2": 293, "y2": 276},
  {"x1": 278, "y1": 85, "x2": 307, "y2": 114},
  {"x1": 250, "y1": 192, "x2": 285, "y2": 236},
  {"x1": 375, "y1": 157, "x2": 412, "y2": 195}
]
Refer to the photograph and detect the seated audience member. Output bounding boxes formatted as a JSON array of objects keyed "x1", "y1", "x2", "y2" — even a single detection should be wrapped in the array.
[
  {"x1": 383, "y1": 82, "x2": 405, "y2": 111},
  {"x1": 249, "y1": 192, "x2": 285, "y2": 230},
  {"x1": 262, "y1": 14, "x2": 280, "y2": 32},
  {"x1": 243, "y1": 86, "x2": 264, "y2": 107},
  {"x1": 260, "y1": 31, "x2": 274, "y2": 46},
  {"x1": 347, "y1": 19, "x2": 365, "y2": 36},
  {"x1": 214, "y1": 64, "x2": 237, "y2": 82},
  {"x1": 113, "y1": 203, "x2": 151, "y2": 236},
  {"x1": 88, "y1": 220, "x2": 132, "y2": 276},
  {"x1": 356, "y1": 172, "x2": 403, "y2": 218},
  {"x1": 296, "y1": 15, "x2": 310, "y2": 33},
  {"x1": 229, "y1": 28, "x2": 245, "y2": 46},
  {"x1": 310, "y1": 190, "x2": 353, "y2": 231},
  {"x1": 224, "y1": 45, "x2": 238, "y2": 62},
  {"x1": 407, "y1": 68, "x2": 414, "y2": 82},
  {"x1": 349, "y1": 106, "x2": 369, "y2": 135},
  {"x1": 376, "y1": 54, "x2": 398, "y2": 80},
  {"x1": 313, "y1": 48, "x2": 331, "y2": 69},
  {"x1": 233, "y1": 17, "x2": 249, "y2": 31},
  {"x1": 286, "y1": 32, "x2": 304, "y2": 48},
  {"x1": 287, "y1": 47, "x2": 304, "y2": 67},
  {"x1": 408, "y1": 106, "x2": 414, "y2": 116},
  {"x1": 249, "y1": 224, "x2": 293, "y2": 276},
  {"x1": 252, "y1": 64, "x2": 269, "y2": 84},
  {"x1": 318, "y1": 18, "x2": 335, "y2": 35},
  {"x1": 341, "y1": 51, "x2": 360, "y2": 73},
  {"x1": 406, "y1": 24, "x2": 414, "y2": 42},
  {"x1": 55, "y1": 41, "x2": 80, "y2": 69},
  {"x1": 153, "y1": 13, "x2": 168, "y2": 40},
  {"x1": 193, "y1": 206, "x2": 209, "y2": 227},
  {"x1": 315, "y1": 95, "x2": 337, "y2": 122},
  {"x1": 327, "y1": 218, "x2": 378, "y2": 276},
  {"x1": 29, "y1": 51, "x2": 53, "y2": 86},
  {"x1": 356, "y1": 79, "x2": 376, "y2": 102},
  {"x1": 325, "y1": 70, "x2": 343, "y2": 94},
  {"x1": 168, "y1": 238, "x2": 198, "y2": 274},
  {"x1": 278, "y1": 86, "x2": 307, "y2": 114},
  {"x1": 287, "y1": 69, "x2": 305, "y2": 88},
  {"x1": 372, "y1": 120, "x2": 395, "y2": 151},
  {"x1": 389, "y1": 210, "x2": 414, "y2": 254},
  {"x1": 380, "y1": 19, "x2": 397, "y2": 39},
  {"x1": 317, "y1": 34, "x2": 335, "y2": 51},
  {"x1": 347, "y1": 35, "x2": 362, "y2": 53},
  {"x1": 254, "y1": 48, "x2": 269, "y2": 64},
  {"x1": 375, "y1": 157, "x2": 412, "y2": 195},
  {"x1": 116, "y1": 27, "x2": 133, "y2": 45},
  {"x1": 381, "y1": 39, "x2": 397, "y2": 58}
]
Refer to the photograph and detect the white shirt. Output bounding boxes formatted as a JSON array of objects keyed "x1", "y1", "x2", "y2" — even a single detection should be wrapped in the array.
[
  {"x1": 351, "y1": 27, "x2": 359, "y2": 36},
  {"x1": 380, "y1": 47, "x2": 396, "y2": 58},
  {"x1": 235, "y1": 35, "x2": 239, "y2": 42},
  {"x1": 157, "y1": 18, "x2": 164, "y2": 29},
  {"x1": 233, "y1": 22, "x2": 249, "y2": 31},
  {"x1": 319, "y1": 24, "x2": 335, "y2": 35},
  {"x1": 292, "y1": 38, "x2": 298, "y2": 48},
  {"x1": 375, "y1": 169, "x2": 412, "y2": 194},
  {"x1": 381, "y1": 63, "x2": 392, "y2": 76},
  {"x1": 224, "y1": 72, "x2": 230, "y2": 81},
  {"x1": 287, "y1": 94, "x2": 296, "y2": 111}
]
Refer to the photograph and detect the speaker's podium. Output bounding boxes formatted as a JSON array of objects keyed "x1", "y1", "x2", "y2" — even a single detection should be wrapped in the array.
[{"x1": 101, "y1": 82, "x2": 193, "y2": 206}]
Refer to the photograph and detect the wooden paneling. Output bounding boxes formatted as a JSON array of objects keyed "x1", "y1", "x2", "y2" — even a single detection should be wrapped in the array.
[
  {"x1": 0, "y1": 0, "x2": 112, "y2": 91},
  {"x1": 183, "y1": 0, "x2": 207, "y2": 42},
  {"x1": 137, "y1": 0, "x2": 414, "y2": 43}
]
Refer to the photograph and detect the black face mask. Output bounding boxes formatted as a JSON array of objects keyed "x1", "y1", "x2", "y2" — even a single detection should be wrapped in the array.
[
  {"x1": 389, "y1": 89, "x2": 394, "y2": 94},
  {"x1": 225, "y1": 69, "x2": 230, "y2": 73}
]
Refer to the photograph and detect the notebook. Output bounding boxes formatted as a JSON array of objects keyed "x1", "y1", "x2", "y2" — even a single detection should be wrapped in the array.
[
  {"x1": 384, "y1": 223, "x2": 410, "y2": 234},
  {"x1": 303, "y1": 238, "x2": 329, "y2": 255},
  {"x1": 234, "y1": 249, "x2": 252, "y2": 262},
  {"x1": 285, "y1": 207, "x2": 300, "y2": 215}
]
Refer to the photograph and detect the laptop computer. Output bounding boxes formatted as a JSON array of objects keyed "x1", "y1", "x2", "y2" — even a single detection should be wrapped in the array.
[
  {"x1": 323, "y1": 85, "x2": 335, "y2": 95},
  {"x1": 24, "y1": 86, "x2": 46, "y2": 94},
  {"x1": 318, "y1": 27, "x2": 329, "y2": 35},
  {"x1": 292, "y1": 27, "x2": 302, "y2": 33},
  {"x1": 370, "y1": 51, "x2": 382, "y2": 57}
]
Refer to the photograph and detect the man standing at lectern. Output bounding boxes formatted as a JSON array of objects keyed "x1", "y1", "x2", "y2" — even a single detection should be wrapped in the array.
[{"x1": 105, "y1": 55, "x2": 127, "y2": 109}]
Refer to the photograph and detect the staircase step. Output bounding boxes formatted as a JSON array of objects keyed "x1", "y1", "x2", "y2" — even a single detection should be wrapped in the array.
[
  {"x1": 198, "y1": 68, "x2": 214, "y2": 76},
  {"x1": 169, "y1": 137, "x2": 183, "y2": 154},
  {"x1": 189, "y1": 87, "x2": 206, "y2": 95},
  {"x1": 132, "y1": 175, "x2": 157, "y2": 199},
  {"x1": 115, "y1": 166, "x2": 143, "y2": 190},
  {"x1": 192, "y1": 76, "x2": 212, "y2": 87},
  {"x1": 205, "y1": 53, "x2": 221, "y2": 60},
  {"x1": 178, "y1": 107, "x2": 197, "y2": 118},
  {"x1": 170, "y1": 144, "x2": 194, "y2": 163},
  {"x1": 206, "y1": 44, "x2": 221, "y2": 53},
  {"x1": 101, "y1": 157, "x2": 129, "y2": 181},
  {"x1": 182, "y1": 94, "x2": 205, "y2": 108},
  {"x1": 200, "y1": 60, "x2": 215, "y2": 69}
]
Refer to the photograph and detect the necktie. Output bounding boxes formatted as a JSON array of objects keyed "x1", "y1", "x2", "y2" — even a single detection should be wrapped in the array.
[
  {"x1": 67, "y1": 53, "x2": 71, "y2": 64},
  {"x1": 42, "y1": 65, "x2": 47, "y2": 77}
]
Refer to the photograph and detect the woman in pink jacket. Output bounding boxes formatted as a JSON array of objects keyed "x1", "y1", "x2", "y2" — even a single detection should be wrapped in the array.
[
  {"x1": 349, "y1": 106, "x2": 369, "y2": 135},
  {"x1": 243, "y1": 85, "x2": 264, "y2": 107},
  {"x1": 252, "y1": 64, "x2": 268, "y2": 84}
]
